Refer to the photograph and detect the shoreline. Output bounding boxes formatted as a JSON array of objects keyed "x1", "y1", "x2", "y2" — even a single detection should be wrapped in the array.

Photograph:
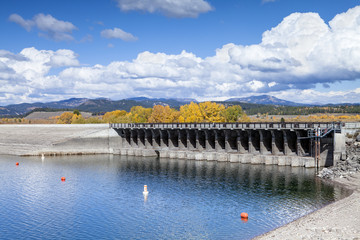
[
  {"x1": 255, "y1": 172, "x2": 360, "y2": 239},
  {"x1": 255, "y1": 140, "x2": 360, "y2": 239}
]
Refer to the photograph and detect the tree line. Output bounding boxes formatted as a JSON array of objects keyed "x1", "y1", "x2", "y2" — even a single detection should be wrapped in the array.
[
  {"x1": 244, "y1": 105, "x2": 360, "y2": 115},
  {"x1": 57, "y1": 102, "x2": 249, "y2": 124}
]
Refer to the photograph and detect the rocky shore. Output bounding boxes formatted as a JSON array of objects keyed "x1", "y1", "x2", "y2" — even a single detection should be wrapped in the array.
[
  {"x1": 256, "y1": 137, "x2": 360, "y2": 240},
  {"x1": 318, "y1": 137, "x2": 360, "y2": 180}
]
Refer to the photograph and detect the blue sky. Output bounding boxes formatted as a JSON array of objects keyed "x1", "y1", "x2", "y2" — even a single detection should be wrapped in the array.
[{"x1": 1, "y1": 0, "x2": 360, "y2": 105}]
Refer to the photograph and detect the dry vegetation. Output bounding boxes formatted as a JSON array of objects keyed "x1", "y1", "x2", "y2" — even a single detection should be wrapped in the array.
[{"x1": 250, "y1": 113, "x2": 360, "y2": 122}]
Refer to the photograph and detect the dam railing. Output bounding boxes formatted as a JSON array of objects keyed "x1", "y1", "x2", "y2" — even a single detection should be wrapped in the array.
[{"x1": 110, "y1": 122, "x2": 342, "y2": 131}]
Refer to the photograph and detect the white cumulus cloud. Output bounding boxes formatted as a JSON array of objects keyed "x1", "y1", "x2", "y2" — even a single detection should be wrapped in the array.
[
  {"x1": 225, "y1": 6, "x2": 360, "y2": 90},
  {"x1": 116, "y1": 0, "x2": 213, "y2": 18},
  {"x1": 101, "y1": 28, "x2": 138, "y2": 41},
  {"x1": 2, "y1": 6, "x2": 360, "y2": 105},
  {"x1": 0, "y1": 47, "x2": 79, "y2": 104},
  {"x1": 9, "y1": 13, "x2": 77, "y2": 41}
]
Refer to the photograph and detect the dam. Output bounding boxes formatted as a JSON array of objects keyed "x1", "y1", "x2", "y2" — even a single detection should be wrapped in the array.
[
  {"x1": 0, "y1": 122, "x2": 348, "y2": 168},
  {"x1": 111, "y1": 122, "x2": 345, "y2": 168}
]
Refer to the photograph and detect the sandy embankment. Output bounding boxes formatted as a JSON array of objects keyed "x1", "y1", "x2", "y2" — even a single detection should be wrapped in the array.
[
  {"x1": 0, "y1": 124, "x2": 121, "y2": 156},
  {"x1": 255, "y1": 173, "x2": 360, "y2": 240}
]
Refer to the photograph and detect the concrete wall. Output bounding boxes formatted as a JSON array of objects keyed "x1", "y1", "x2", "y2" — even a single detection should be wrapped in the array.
[
  {"x1": 0, "y1": 124, "x2": 120, "y2": 156},
  {"x1": 342, "y1": 122, "x2": 360, "y2": 136},
  {"x1": 319, "y1": 138, "x2": 334, "y2": 167},
  {"x1": 333, "y1": 133, "x2": 346, "y2": 164}
]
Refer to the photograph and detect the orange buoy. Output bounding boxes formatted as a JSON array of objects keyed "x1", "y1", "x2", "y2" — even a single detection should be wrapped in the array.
[
  {"x1": 241, "y1": 212, "x2": 248, "y2": 219},
  {"x1": 61, "y1": 177, "x2": 66, "y2": 181},
  {"x1": 16, "y1": 162, "x2": 19, "y2": 166}
]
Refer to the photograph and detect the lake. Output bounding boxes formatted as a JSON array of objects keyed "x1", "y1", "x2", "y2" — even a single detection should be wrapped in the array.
[{"x1": 0, "y1": 155, "x2": 350, "y2": 239}]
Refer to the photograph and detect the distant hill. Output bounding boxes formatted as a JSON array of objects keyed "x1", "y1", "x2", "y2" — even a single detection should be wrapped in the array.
[
  {"x1": 46, "y1": 98, "x2": 89, "y2": 108},
  {"x1": 126, "y1": 97, "x2": 196, "y2": 103},
  {"x1": 0, "y1": 98, "x2": 88, "y2": 117},
  {"x1": 215, "y1": 101, "x2": 266, "y2": 111},
  {"x1": 126, "y1": 97, "x2": 149, "y2": 101},
  {"x1": 76, "y1": 98, "x2": 190, "y2": 113},
  {"x1": 1, "y1": 95, "x2": 359, "y2": 118},
  {"x1": 225, "y1": 95, "x2": 306, "y2": 106},
  {"x1": 0, "y1": 97, "x2": 192, "y2": 117}
]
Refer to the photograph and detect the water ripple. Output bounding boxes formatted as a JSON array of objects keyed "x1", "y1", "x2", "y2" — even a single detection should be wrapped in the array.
[{"x1": 0, "y1": 155, "x2": 351, "y2": 240}]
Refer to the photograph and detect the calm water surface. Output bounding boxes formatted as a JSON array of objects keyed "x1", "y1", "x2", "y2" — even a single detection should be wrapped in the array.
[{"x1": 0, "y1": 155, "x2": 350, "y2": 240}]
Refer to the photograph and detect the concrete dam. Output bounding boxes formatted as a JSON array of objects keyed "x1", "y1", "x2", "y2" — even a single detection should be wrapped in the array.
[{"x1": 111, "y1": 122, "x2": 345, "y2": 168}]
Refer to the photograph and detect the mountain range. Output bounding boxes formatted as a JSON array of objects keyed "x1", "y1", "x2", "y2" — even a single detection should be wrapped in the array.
[
  {"x1": 0, "y1": 95, "x2": 357, "y2": 117},
  {"x1": 0, "y1": 97, "x2": 195, "y2": 117},
  {"x1": 225, "y1": 95, "x2": 308, "y2": 107}
]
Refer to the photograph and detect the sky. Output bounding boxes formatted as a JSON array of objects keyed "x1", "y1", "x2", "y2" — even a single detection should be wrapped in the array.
[{"x1": 1, "y1": 0, "x2": 360, "y2": 105}]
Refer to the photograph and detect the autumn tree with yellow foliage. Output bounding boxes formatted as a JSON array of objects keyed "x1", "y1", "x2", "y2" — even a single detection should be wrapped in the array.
[
  {"x1": 129, "y1": 106, "x2": 152, "y2": 123},
  {"x1": 148, "y1": 105, "x2": 179, "y2": 123},
  {"x1": 57, "y1": 112, "x2": 74, "y2": 124},
  {"x1": 178, "y1": 102, "x2": 204, "y2": 122},
  {"x1": 178, "y1": 102, "x2": 229, "y2": 122},
  {"x1": 199, "y1": 101, "x2": 225, "y2": 122},
  {"x1": 103, "y1": 110, "x2": 127, "y2": 123},
  {"x1": 57, "y1": 111, "x2": 86, "y2": 124},
  {"x1": 71, "y1": 113, "x2": 85, "y2": 124}
]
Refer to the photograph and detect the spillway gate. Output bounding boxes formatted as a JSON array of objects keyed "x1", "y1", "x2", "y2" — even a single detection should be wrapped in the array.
[{"x1": 110, "y1": 122, "x2": 343, "y2": 167}]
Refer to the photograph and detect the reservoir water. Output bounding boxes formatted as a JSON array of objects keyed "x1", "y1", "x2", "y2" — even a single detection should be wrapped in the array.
[{"x1": 0, "y1": 155, "x2": 350, "y2": 239}]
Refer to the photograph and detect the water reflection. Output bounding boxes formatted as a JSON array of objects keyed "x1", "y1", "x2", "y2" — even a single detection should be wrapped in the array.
[{"x1": 115, "y1": 155, "x2": 323, "y2": 195}]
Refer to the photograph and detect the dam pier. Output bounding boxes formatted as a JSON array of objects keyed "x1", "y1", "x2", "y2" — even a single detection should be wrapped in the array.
[{"x1": 111, "y1": 122, "x2": 345, "y2": 168}]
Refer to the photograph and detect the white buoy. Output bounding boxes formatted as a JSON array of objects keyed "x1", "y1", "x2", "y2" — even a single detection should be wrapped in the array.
[
  {"x1": 41, "y1": 154, "x2": 45, "y2": 161},
  {"x1": 143, "y1": 185, "x2": 149, "y2": 195},
  {"x1": 143, "y1": 193, "x2": 148, "y2": 202}
]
